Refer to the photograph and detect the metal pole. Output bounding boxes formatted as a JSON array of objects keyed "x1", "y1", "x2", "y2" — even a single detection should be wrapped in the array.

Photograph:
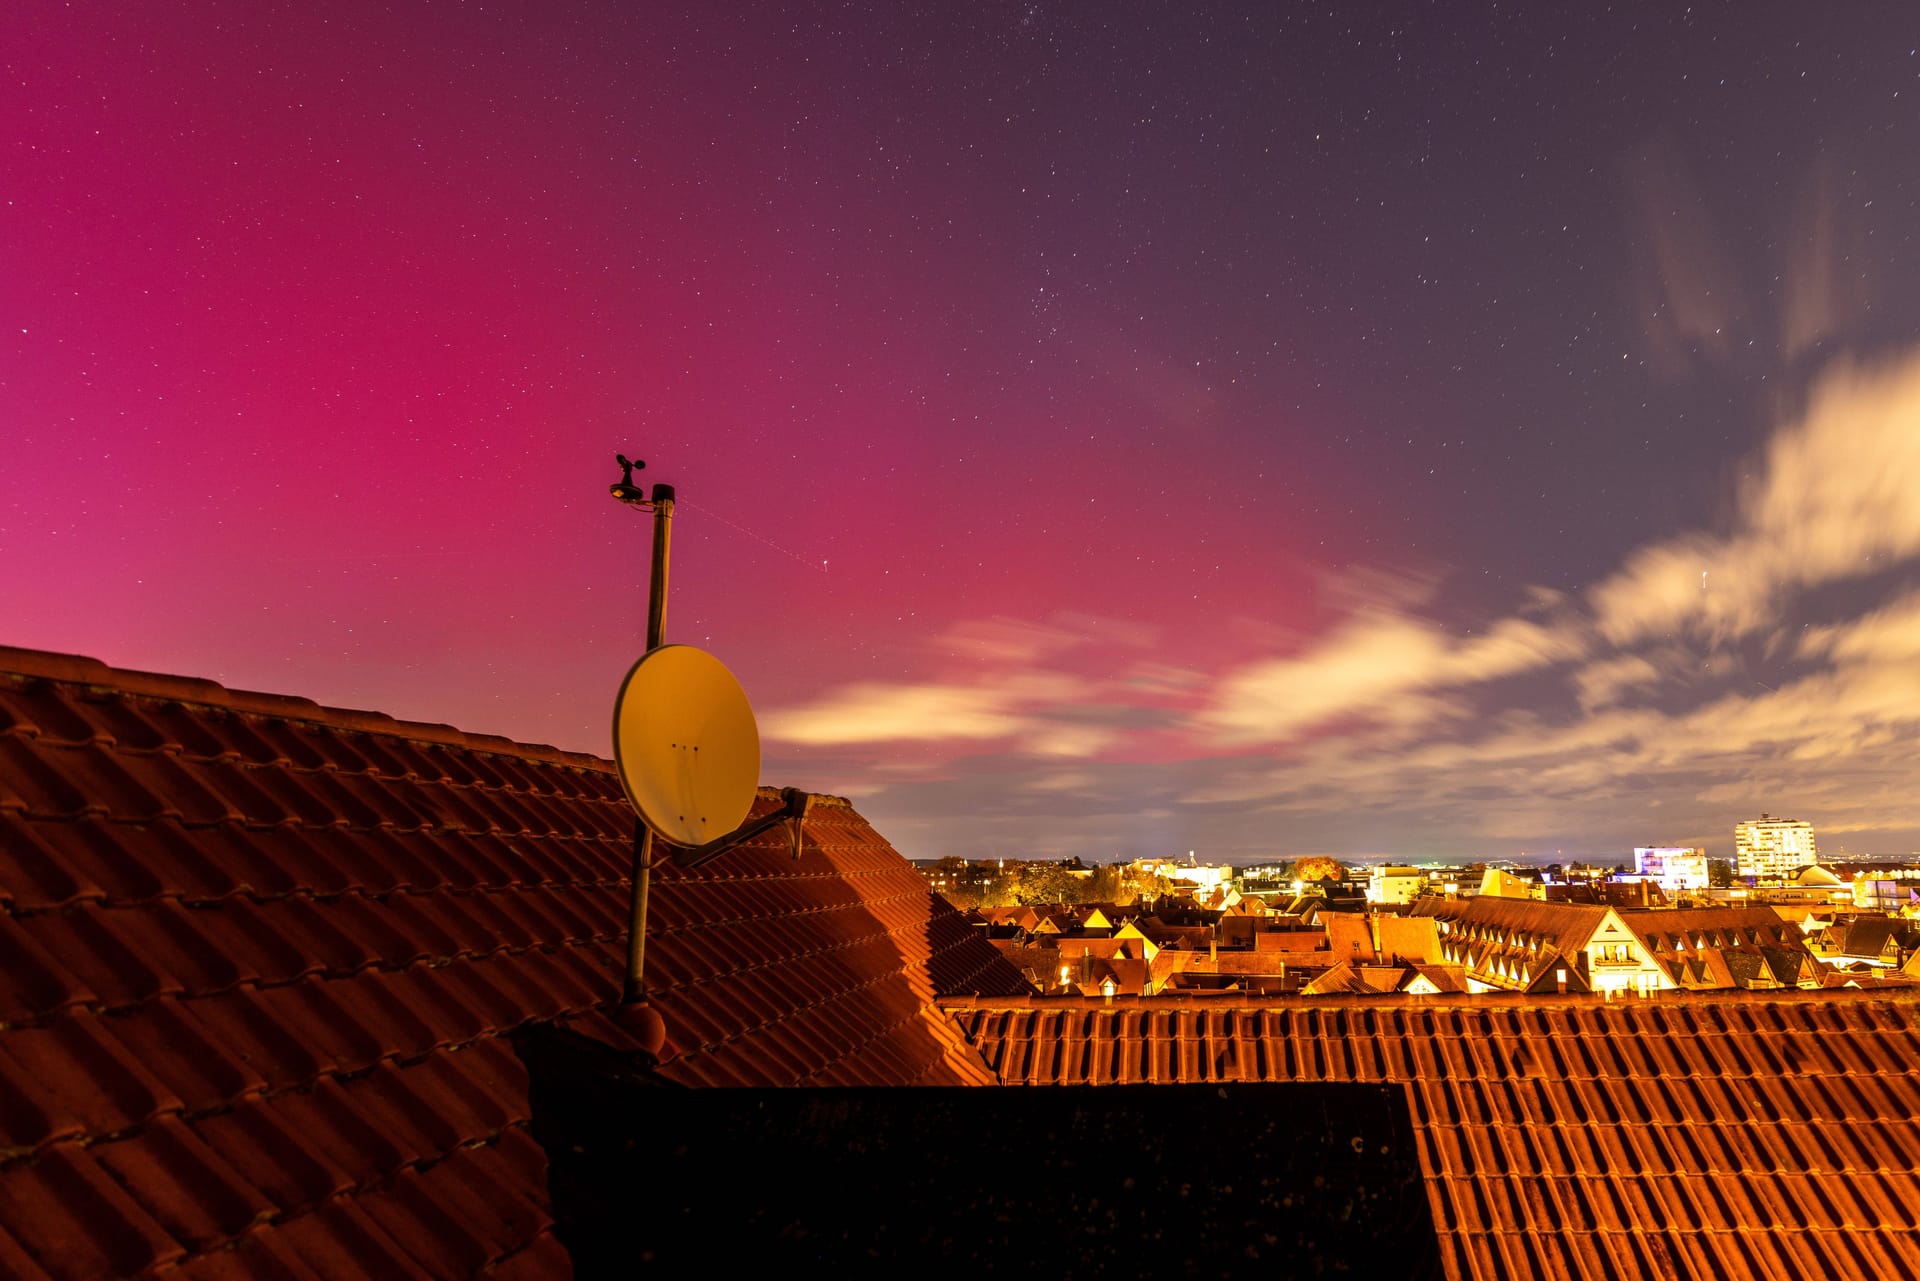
[
  {"x1": 622, "y1": 483, "x2": 675, "y2": 1007},
  {"x1": 646, "y1": 485, "x2": 673, "y2": 651},
  {"x1": 624, "y1": 822, "x2": 654, "y2": 1006}
]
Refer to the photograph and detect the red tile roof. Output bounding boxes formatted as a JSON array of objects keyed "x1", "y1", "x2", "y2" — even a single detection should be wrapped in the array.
[
  {"x1": 941, "y1": 990, "x2": 1920, "y2": 1281},
  {"x1": 0, "y1": 647, "x2": 1026, "y2": 1279},
  {"x1": 1412, "y1": 895, "x2": 1612, "y2": 959},
  {"x1": 1324, "y1": 912, "x2": 1375, "y2": 961},
  {"x1": 1377, "y1": 913, "x2": 1442, "y2": 964}
]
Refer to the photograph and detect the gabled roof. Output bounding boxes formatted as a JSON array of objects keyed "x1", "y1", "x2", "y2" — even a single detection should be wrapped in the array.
[
  {"x1": 1356, "y1": 965, "x2": 1413, "y2": 993},
  {"x1": 1303, "y1": 962, "x2": 1420, "y2": 996},
  {"x1": 1406, "y1": 963, "x2": 1467, "y2": 994},
  {"x1": 1518, "y1": 947, "x2": 1590, "y2": 994},
  {"x1": 941, "y1": 990, "x2": 1920, "y2": 1281},
  {"x1": 975, "y1": 905, "x2": 1041, "y2": 931},
  {"x1": 0, "y1": 647, "x2": 1028, "y2": 1278},
  {"x1": 1620, "y1": 905, "x2": 1801, "y2": 953},
  {"x1": 1077, "y1": 956, "x2": 1151, "y2": 997},
  {"x1": 1300, "y1": 962, "x2": 1368, "y2": 996},
  {"x1": 1417, "y1": 898, "x2": 1612, "y2": 987},
  {"x1": 1416, "y1": 894, "x2": 1608, "y2": 940},
  {"x1": 1839, "y1": 916, "x2": 1901, "y2": 960}
]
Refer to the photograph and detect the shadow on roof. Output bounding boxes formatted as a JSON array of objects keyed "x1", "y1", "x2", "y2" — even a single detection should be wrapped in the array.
[{"x1": 515, "y1": 1022, "x2": 1442, "y2": 1277}]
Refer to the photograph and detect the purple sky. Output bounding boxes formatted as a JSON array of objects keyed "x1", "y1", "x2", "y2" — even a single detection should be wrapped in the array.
[{"x1": 10, "y1": 3, "x2": 1920, "y2": 863}]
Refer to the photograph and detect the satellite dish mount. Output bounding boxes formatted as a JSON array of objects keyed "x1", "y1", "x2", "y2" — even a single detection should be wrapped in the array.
[{"x1": 607, "y1": 454, "x2": 812, "y2": 1031}]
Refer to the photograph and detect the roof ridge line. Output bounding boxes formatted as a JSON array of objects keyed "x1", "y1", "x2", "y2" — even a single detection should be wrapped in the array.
[
  {"x1": 0, "y1": 645, "x2": 609, "y2": 771},
  {"x1": 0, "y1": 647, "x2": 859, "y2": 809}
]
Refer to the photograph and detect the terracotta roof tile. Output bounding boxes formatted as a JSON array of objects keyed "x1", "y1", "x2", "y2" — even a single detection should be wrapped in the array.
[
  {"x1": 0, "y1": 811, "x2": 101, "y2": 909},
  {"x1": 943, "y1": 991, "x2": 1920, "y2": 1281},
  {"x1": 0, "y1": 647, "x2": 1029, "y2": 1277},
  {"x1": 0, "y1": 911, "x2": 105, "y2": 1019},
  {"x1": 0, "y1": 1141, "x2": 185, "y2": 1280},
  {"x1": 91, "y1": 1113, "x2": 276, "y2": 1252},
  {"x1": 270, "y1": 1197, "x2": 443, "y2": 1281}
]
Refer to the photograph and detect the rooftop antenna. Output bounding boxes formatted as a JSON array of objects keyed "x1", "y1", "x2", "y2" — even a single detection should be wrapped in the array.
[{"x1": 607, "y1": 455, "x2": 813, "y2": 1057}]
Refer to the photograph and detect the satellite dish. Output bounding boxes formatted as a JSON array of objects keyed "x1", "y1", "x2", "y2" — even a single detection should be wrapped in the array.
[{"x1": 612, "y1": 645, "x2": 760, "y2": 848}]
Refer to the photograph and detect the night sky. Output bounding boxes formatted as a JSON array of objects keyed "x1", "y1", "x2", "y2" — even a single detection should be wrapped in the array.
[{"x1": 11, "y1": 3, "x2": 1920, "y2": 864}]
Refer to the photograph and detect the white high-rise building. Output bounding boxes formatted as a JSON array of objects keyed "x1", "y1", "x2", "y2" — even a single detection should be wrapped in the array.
[
  {"x1": 1634, "y1": 846, "x2": 1709, "y2": 891},
  {"x1": 1734, "y1": 815, "x2": 1817, "y2": 882}
]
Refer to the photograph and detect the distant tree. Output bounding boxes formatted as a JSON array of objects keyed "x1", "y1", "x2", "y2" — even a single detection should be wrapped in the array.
[
  {"x1": 1290, "y1": 856, "x2": 1347, "y2": 884},
  {"x1": 977, "y1": 870, "x2": 1020, "y2": 907},
  {"x1": 942, "y1": 883, "x2": 985, "y2": 911},
  {"x1": 1708, "y1": 859, "x2": 1734, "y2": 889},
  {"x1": 1014, "y1": 861, "x2": 1076, "y2": 906},
  {"x1": 1086, "y1": 863, "x2": 1126, "y2": 903},
  {"x1": 926, "y1": 856, "x2": 991, "y2": 909},
  {"x1": 1125, "y1": 867, "x2": 1176, "y2": 906},
  {"x1": 1545, "y1": 863, "x2": 1565, "y2": 882}
]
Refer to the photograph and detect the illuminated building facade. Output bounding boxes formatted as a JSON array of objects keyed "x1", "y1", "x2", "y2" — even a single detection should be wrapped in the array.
[
  {"x1": 1366, "y1": 865, "x2": 1428, "y2": 904},
  {"x1": 1734, "y1": 814, "x2": 1818, "y2": 882},
  {"x1": 1633, "y1": 846, "x2": 1709, "y2": 891}
]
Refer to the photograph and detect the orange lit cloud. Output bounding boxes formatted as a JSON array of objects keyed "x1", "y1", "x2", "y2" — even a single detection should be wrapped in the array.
[
  {"x1": 1199, "y1": 612, "x2": 1582, "y2": 746},
  {"x1": 762, "y1": 673, "x2": 1082, "y2": 746}
]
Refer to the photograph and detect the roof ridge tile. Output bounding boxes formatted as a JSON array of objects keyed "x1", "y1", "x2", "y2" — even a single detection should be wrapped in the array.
[{"x1": 0, "y1": 647, "x2": 610, "y2": 774}]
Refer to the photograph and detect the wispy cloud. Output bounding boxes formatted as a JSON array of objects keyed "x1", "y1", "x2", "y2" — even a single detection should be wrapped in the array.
[
  {"x1": 1197, "y1": 612, "x2": 1583, "y2": 746},
  {"x1": 1590, "y1": 357, "x2": 1920, "y2": 644},
  {"x1": 767, "y1": 355, "x2": 1920, "y2": 857},
  {"x1": 1572, "y1": 652, "x2": 1663, "y2": 713},
  {"x1": 1622, "y1": 132, "x2": 1748, "y2": 375},
  {"x1": 762, "y1": 672, "x2": 1082, "y2": 745}
]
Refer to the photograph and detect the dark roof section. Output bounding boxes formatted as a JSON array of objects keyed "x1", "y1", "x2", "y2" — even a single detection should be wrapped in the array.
[
  {"x1": 942, "y1": 991, "x2": 1920, "y2": 1281},
  {"x1": 522, "y1": 1028, "x2": 1441, "y2": 1277},
  {"x1": 0, "y1": 647, "x2": 1026, "y2": 1279},
  {"x1": 1839, "y1": 916, "x2": 1901, "y2": 960}
]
